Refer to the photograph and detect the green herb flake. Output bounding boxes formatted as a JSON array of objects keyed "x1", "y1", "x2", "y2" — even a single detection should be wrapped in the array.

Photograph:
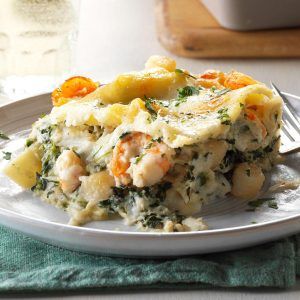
[
  {"x1": 0, "y1": 130, "x2": 9, "y2": 140},
  {"x1": 31, "y1": 173, "x2": 48, "y2": 191},
  {"x1": 175, "y1": 68, "x2": 184, "y2": 75},
  {"x1": 239, "y1": 103, "x2": 245, "y2": 108},
  {"x1": 135, "y1": 153, "x2": 145, "y2": 164},
  {"x1": 2, "y1": 151, "x2": 11, "y2": 160},
  {"x1": 25, "y1": 139, "x2": 34, "y2": 147},
  {"x1": 175, "y1": 68, "x2": 197, "y2": 80},
  {"x1": 175, "y1": 86, "x2": 201, "y2": 107},
  {"x1": 247, "y1": 197, "x2": 276, "y2": 211},
  {"x1": 268, "y1": 201, "x2": 278, "y2": 209},
  {"x1": 144, "y1": 96, "x2": 157, "y2": 119},
  {"x1": 217, "y1": 107, "x2": 231, "y2": 125},
  {"x1": 140, "y1": 213, "x2": 164, "y2": 229},
  {"x1": 119, "y1": 132, "x2": 131, "y2": 139}
]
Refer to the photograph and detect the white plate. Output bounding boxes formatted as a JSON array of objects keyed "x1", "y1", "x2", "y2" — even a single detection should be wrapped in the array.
[{"x1": 0, "y1": 94, "x2": 300, "y2": 257}]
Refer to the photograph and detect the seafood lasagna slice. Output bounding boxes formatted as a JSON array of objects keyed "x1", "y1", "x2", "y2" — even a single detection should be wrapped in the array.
[{"x1": 3, "y1": 56, "x2": 282, "y2": 232}]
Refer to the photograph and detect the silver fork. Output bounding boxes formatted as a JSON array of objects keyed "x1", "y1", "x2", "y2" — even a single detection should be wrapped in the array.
[{"x1": 271, "y1": 83, "x2": 300, "y2": 154}]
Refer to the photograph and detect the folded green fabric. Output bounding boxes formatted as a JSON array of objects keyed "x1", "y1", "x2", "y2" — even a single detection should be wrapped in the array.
[{"x1": 0, "y1": 226, "x2": 299, "y2": 292}]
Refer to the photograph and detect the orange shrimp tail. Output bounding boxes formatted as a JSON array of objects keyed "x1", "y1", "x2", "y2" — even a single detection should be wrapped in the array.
[
  {"x1": 224, "y1": 71, "x2": 257, "y2": 90},
  {"x1": 52, "y1": 76, "x2": 98, "y2": 106}
]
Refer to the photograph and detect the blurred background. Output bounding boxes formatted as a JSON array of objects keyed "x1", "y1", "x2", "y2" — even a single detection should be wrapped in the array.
[{"x1": 0, "y1": 0, "x2": 300, "y2": 103}]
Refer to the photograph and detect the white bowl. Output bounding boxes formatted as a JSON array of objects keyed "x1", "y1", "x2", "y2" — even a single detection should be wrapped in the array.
[{"x1": 201, "y1": 0, "x2": 300, "y2": 31}]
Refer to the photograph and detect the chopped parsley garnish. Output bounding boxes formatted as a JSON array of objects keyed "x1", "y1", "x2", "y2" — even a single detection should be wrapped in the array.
[
  {"x1": 119, "y1": 132, "x2": 131, "y2": 139},
  {"x1": 99, "y1": 182, "x2": 172, "y2": 215},
  {"x1": 175, "y1": 86, "x2": 202, "y2": 106},
  {"x1": 40, "y1": 125, "x2": 56, "y2": 143},
  {"x1": 2, "y1": 151, "x2": 11, "y2": 160},
  {"x1": 175, "y1": 68, "x2": 197, "y2": 80},
  {"x1": 140, "y1": 213, "x2": 164, "y2": 229},
  {"x1": 144, "y1": 96, "x2": 157, "y2": 120},
  {"x1": 41, "y1": 143, "x2": 61, "y2": 175},
  {"x1": 239, "y1": 103, "x2": 245, "y2": 108},
  {"x1": 93, "y1": 163, "x2": 107, "y2": 172},
  {"x1": 25, "y1": 138, "x2": 34, "y2": 147},
  {"x1": 268, "y1": 201, "x2": 278, "y2": 209},
  {"x1": 219, "y1": 150, "x2": 238, "y2": 170},
  {"x1": 135, "y1": 153, "x2": 145, "y2": 164},
  {"x1": 0, "y1": 130, "x2": 9, "y2": 140},
  {"x1": 178, "y1": 86, "x2": 201, "y2": 98},
  {"x1": 77, "y1": 199, "x2": 88, "y2": 208},
  {"x1": 31, "y1": 173, "x2": 48, "y2": 191},
  {"x1": 217, "y1": 107, "x2": 231, "y2": 125},
  {"x1": 154, "y1": 137, "x2": 163, "y2": 143},
  {"x1": 247, "y1": 197, "x2": 277, "y2": 211}
]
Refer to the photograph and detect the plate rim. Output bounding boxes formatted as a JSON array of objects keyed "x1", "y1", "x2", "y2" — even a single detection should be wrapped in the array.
[{"x1": 0, "y1": 203, "x2": 299, "y2": 238}]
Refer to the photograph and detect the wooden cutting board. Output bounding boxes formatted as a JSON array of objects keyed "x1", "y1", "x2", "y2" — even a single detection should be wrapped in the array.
[{"x1": 155, "y1": 0, "x2": 300, "y2": 58}]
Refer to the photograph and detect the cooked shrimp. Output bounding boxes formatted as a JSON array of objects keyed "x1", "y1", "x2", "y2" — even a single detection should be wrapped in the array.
[
  {"x1": 200, "y1": 70, "x2": 222, "y2": 80},
  {"x1": 197, "y1": 70, "x2": 257, "y2": 90},
  {"x1": 110, "y1": 132, "x2": 175, "y2": 187},
  {"x1": 52, "y1": 76, "x2": 98, "y2": 107},
  {"x1": 245, "y1": 108, "x2": 267, "y2": 139},
  {"x1": 197, "y1": 70, "x2": 225, "y2": 89},
  {"x1": 55, "y1": 149, "x2": 86, "y2": 193},
  {"x1": 224, "y1": 71, "x2": 257, "y2": 90}
]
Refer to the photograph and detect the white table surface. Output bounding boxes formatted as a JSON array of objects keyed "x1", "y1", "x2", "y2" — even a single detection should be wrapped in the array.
[{"x1": 2, "y1": 0, "x2": 300, "y2": 298}]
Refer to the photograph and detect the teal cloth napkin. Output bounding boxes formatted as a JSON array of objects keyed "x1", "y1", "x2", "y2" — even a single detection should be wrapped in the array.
[{"x1": 0, "y1": 226, "x2": 299, "y2": 292}]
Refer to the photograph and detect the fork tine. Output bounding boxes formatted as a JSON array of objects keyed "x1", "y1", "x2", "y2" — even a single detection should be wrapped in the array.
[
  {"x1": 282, "y1": 91, "x2": 300, "y2": 101},
  {"x1": 283, "y1": 105, "x2": 300, "y2": 135},
  {"x1": 281, "y1": 121, "x2": 295, "y2": 141},
  {"x1": 280, "y1": 129, "x2": 290, "y2": 143},
  {"x1": 271, "y1": 83, "x2": 300, "y2": 119},
  {"x1": 283, "y1": 118, "x2": 300, "y2": 141},
  {"x1": 282, "y1": 108, "x2": 300, "y2": 139},
  {"x1": 271, "y1": 82, "x2": 300, "y2": 135}
]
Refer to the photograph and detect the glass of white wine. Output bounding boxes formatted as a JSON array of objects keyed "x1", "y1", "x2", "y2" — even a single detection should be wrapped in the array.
[{"x1": 0, "y1": 0, "x2": 80, "y2": 101}]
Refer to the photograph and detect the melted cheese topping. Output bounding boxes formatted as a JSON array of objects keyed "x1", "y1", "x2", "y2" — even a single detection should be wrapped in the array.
[{"x1": 45, "y1": 84, "x2": 281, "y2": 152}]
